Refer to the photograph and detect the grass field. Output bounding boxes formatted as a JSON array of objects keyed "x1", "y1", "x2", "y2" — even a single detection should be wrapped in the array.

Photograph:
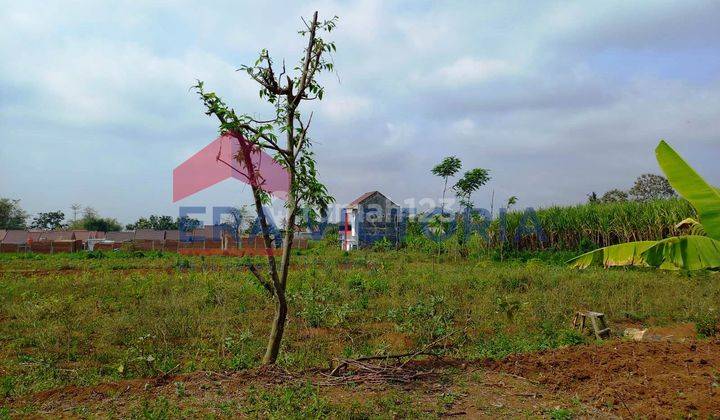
[{"x1": 1, "y1": 247, "x2": 719, "y2": 417}]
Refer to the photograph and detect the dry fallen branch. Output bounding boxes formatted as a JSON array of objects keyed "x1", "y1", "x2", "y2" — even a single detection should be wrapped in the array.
[
  {"x1": 318, "y1": 361, "x2": 437, "y2": 387},
  {"x1": 320, "y1": 330, "x2": 461, "y2": 386}
]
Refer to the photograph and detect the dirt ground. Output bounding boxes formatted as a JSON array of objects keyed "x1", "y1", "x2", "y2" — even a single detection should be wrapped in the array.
[
  {"x1": 5, "y1": 338, "x2": 719, "y2": 418},
  {"x1": 493, "y1": 339, "x2": 720, "y2": 418}
]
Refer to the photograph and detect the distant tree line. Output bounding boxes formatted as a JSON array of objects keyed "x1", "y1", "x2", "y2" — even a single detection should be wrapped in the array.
[
  {"x1": 0, "y1": 199, "x2": 123, "y2": 231},
  {"x1": 125, "y1": 215, "x2": 202, "y2": 232},
  {"x1": 0, "y1": 197, "x2": 214, "y2": 233},
  {"x1": 587, "y1": 173, "x2": 676, "y2": 204}
]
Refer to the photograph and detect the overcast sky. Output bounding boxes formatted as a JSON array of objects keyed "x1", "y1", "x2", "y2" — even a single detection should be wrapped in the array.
[{"x1": 1, "y1": 0, "x2": 719, "y2": 224}]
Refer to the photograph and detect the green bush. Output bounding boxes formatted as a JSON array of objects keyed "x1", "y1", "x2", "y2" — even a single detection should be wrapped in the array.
[
  {"x1": 694, "y1": 311, "x2": 719, "y2": 338},
  {"x1": 85, "y1": 250, "x2": 106, "y2": 259},
  {"x1": 372, "y1": 237, "x2": 393, "y2": 252}
]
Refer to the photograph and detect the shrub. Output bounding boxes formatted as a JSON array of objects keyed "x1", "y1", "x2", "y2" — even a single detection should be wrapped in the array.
[
  {"x1": 86, "y1": 250, "x2": 106, "y2": 259},
  {"x1": 372, "y1": 237, "x2": 393, "y2": 252},
  {"x1": 499, "y1": 274, "x2": 532, "y2": 293},
  {"x1": 695, "y1": 311, "x2": 719, "y2": 338},
  {"x1": 174, "y1": 257, "x2": 191, "y2": 269}
]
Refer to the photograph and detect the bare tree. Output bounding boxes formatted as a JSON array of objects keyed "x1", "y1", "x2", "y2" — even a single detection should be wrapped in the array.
[
  {"x1": 83, "y1": 206, "x2": 99, "y2": 220},
  {"x1": 71, "y1": 203, "x2": 82, "y2": 222},
  {"x1": 222, "y1": 206, "x2": 251, "y2": 246},
  {"x1": 194, "y1": 11, "x2": 336, "y2": 364}
]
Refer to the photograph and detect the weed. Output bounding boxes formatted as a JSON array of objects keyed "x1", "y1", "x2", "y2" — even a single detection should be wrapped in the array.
[
  {"x1": 174, "y1": 257, "x2": 191, "y2": 269},
  {"x1": 389, "y1": 295, "x2": 456, "y2": 342},
  {"x1": 85, "y1": 250, "x2": 106, "y2": 259},
  {"x1": 243, "y1": 383, "x2": 330, "y2": 418},
  {"x1": 372, "y1": 237, "x2": 393, "y2": 252},
  {"x1": 694, "y1": 310, "x2": 719, "y2": 338},
  {"x1": 0, "y1": 376, "x2": 14, "y2": 398},
  {"x1": 494, "y1": 295, "x2": 522, "y2": 321},
  {"x1": 174, "y1": 381, "x2": 186, "y2": 398},
  {"x1": 132, "y1": 396, "x2": 180, "y2": 419},
  {"x1": 500, "y1": 274, "x2": 532, "y2": 292},
  {"x1": 548, "y1": 407, "x2": 573, "y2": 419}
]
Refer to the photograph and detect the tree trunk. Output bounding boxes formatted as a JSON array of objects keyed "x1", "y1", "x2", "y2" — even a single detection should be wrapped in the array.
[
  {"x1": 262, "y1": 290, "x2": 288, "y2": 364},
  {"x1": 262, "y1": 206, "x2": 297, "y2": 364},
  {"x1": 441, "y1": 178, "x2": 447, "y2": 216},
  {"x1": 261, "y1": 95, "x2": 299, "y2": 364}
]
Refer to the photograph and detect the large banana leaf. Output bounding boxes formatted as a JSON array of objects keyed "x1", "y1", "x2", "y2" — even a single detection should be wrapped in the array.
[
  {"x1": 656, "y1": 140, "x2": 720, "y2": 240},
  {"x1": 566, "y1": 241, "x2": 657, "y2": 269},
  {"x1": 642, "y1": 235, "x2": 720, "y2": 270}
]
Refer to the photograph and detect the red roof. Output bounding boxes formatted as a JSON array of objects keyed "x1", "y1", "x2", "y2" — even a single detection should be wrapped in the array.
[
  {"x1": 72, "y1": 230, "x2": 93, "y2": 241},
  {"x1": 106, "y1": 231, "x2": 135, "y2": 242},
  {"x1": 40, "y1": 231, "x2": 75, "y2": 241},
  {"x1": 348, "y1": 191, "x2": 398, "y2": 208},
  {"x1": 2, "y1": 230, "x2": 28, "y2": 244},
  {"x1": 349, "y1": 191, "x2": 379, "y2": 207},
  {"x1": 135, "y1": 229, "x2": 166, "y2": 241}
]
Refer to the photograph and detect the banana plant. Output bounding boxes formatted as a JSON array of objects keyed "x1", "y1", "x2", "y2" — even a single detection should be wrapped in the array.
[{"x1": 568, "y1": 140, "x2": 720, "y2": 270}]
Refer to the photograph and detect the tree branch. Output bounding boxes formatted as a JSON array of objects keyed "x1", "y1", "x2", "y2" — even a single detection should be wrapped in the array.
[
  {"x1": 278, "y1": 59, "x2": 287, "y2": 85},
  {"x1": 248, "y1": 116, "x2": 279, "y2": 124},
  {"x1": 237, "y1": 123, "x2": 290, "y2": 159},
  {"x1": 248, "y1": 263, "x2": 274, "y2": 296},
  {"x1": 301, "y1": 47, "x2": 323, "y2": 96},
  {"x1": 295, "y1": 112, "x2": 313, "y2": 157},
  {"x1": 295, "y1": 11, "x2": 320, "y2": 105}
]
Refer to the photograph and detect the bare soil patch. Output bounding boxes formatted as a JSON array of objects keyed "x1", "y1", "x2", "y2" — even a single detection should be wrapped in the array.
[{"x1": 492, "y1": 339, "x2": 720, "y2": 417}]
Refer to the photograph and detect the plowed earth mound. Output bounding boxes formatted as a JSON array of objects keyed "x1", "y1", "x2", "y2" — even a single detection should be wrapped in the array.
[{"x1": 493, "y1": 339, "x2": 720, "y2": 417}]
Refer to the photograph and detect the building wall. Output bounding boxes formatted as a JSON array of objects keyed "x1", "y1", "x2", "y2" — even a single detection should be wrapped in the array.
[
  {"x1": 355, "y1": 193, "x2": 400, "y2": 248},
  {"x1": 340, "y1": 209, "x2": 358, "y2": 251}
]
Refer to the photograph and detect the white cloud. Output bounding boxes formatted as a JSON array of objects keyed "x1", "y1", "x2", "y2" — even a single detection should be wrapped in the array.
[
  {"x1": 383, "y1": 122, "x2": 415, "y2": 148},
  {"x1": 440, "y1": 57, "x2": 516, "y2": 85},
  {"x1": 319, "y1": 94, "x2": 372, "y2": 122},
  {"x1": 395, "y1": 13, "x2": 451, "y2": 52},
  {"x1": 0, "y1": 39, "x2": 261, "y2": 132},
  {"x1": 413, "y1": 57, "x2": 517, "y2": 88},
  {"x1": 450, "y1": 118, "x2": 476, "y2": 137}
]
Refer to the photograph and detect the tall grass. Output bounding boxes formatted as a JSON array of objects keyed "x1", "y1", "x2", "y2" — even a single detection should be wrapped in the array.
[{"x1": 499, "y1": 198, "x2": 695, "y2": 251}]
